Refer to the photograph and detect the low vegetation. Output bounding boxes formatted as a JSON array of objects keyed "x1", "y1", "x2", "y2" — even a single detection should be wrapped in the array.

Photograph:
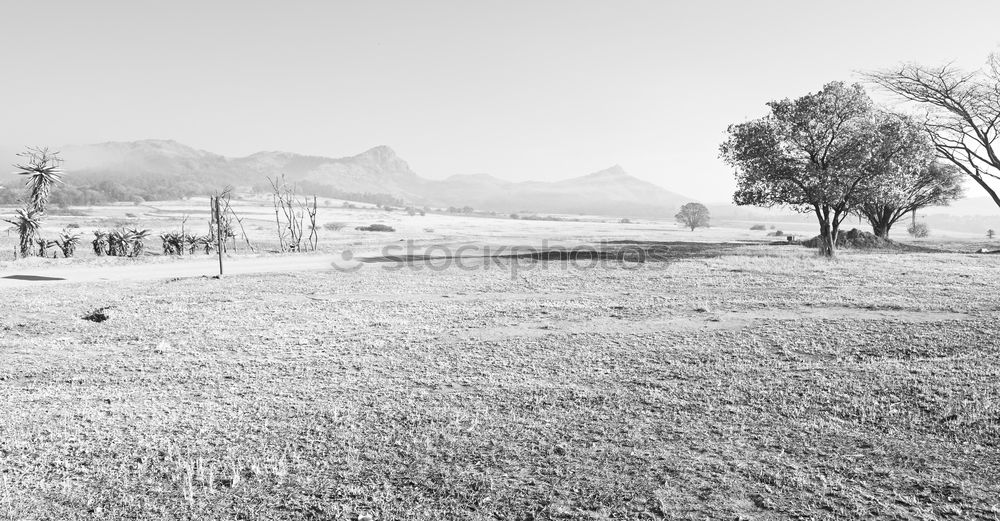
[
  {"x1": 91, "y1": 228, "x2": 152, "y2": 257},
  {"x1": 1, "y1": 248, "x2": 997, "y2": 519},
  {"x1": 355, "y1": 223, "x2": 395, "y2": 232}
]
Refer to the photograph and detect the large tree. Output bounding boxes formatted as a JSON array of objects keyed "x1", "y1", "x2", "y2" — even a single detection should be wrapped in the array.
[
  {"x1": 720, "y1": 82, "x2": 878, "y2": 257},
  {"x1": 867, "y1": 55, "x2": 1000, "y2": 209},
  {"x1": 855, "y1": 113, "x2": 963, "y2": 238},
  {"x1": 675, "y1": 202, "x2": 710, "y2": 231}
]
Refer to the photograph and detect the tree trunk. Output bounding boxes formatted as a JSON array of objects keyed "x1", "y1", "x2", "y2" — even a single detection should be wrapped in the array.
[
  {"x1": 818, "y1": 220, "x2": 836, "y2": 258},
  {"x1": 873, "y1": 222, "x2": 890, "y2": 239}
]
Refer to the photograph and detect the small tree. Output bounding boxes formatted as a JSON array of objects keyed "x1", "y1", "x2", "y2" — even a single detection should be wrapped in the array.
[
  {"x1": 908, "y1": 222, "x2": 930, "y2": 238},
  {"x1": 675, "y1": 202, "x2": 711, "y2": 231},
  {"x1": 988, "y1": 229, "x2": 996, "y2": 239}
]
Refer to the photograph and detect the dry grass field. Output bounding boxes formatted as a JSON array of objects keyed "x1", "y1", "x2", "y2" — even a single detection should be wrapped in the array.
[{"x1": 2, "y1": 226, "x2": 998, "y2": 519}]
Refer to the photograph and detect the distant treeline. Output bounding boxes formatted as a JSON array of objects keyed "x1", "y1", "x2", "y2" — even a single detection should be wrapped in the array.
[
  {"x1": 0, "y1": 174, "x2": 408, "y2": 208},
  {"x1": 1, "y1": 175, "x2": 212, "y2": 206}
]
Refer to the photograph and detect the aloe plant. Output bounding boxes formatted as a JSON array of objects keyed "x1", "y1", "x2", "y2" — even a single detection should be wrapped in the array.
[
  {"x1": 3, "y1": 208, "x2": 42, "y2": 258},
  {"x1": 55, "y1": 229, "x2": 81, "y2": 258},
  {"x1": 15, "y1": 147, "x2": 63, "y2": 213},
  {"x1": 92, "y1": 230, "x2": 109, "y2": 256}
]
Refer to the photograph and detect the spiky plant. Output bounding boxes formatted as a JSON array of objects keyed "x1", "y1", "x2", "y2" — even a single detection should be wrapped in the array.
[
  {"x1": 35, "y1": 238, "x2": 54, "y2": 257},
  {"x1": 3, "y1": 208, "x2": 42, "y2": 258},
  {"x1": 198, "y1": 235, "x2": 215, "y2": 255},
  {"x1": 92, "y1": 230, "x2": 109, "y2": 256},
  {"x1": 161, "y1": 232, "x2": 189, "y2": 255},
  {"x1": 128, "y1": 228, "x2": 151, "y2": 257},
  {"x1": 15, "y1": 147, "x2": 63, "y2": 213},
  {"x1": 186, "y1": 234, "x2": 202, "y2": 255},
  {"x1": 107, "y1": 229, "x2": 130, "y2": 257},
  {"x1": 55, "y1": 229, "x2": 81, "y2": 258}
]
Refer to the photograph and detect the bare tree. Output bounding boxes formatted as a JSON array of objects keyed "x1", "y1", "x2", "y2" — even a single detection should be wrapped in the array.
[
  {"x1": 304, "y1": 195, "x2": 318, "y2": 251},
  {"x1": 213, "y1": 186, "x2": 255, "y2": 253},
  {"x1": 267, "y1": 175, "x2": 312, "y2": 252},
  {"x1": 867, "y1": 55, "x2": 1000, "y2": 209}
]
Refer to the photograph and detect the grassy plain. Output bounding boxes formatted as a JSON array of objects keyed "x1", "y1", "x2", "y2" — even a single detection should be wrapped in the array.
[{"x1": 1, "y1": 204, "x2": 999, "y2": 520}]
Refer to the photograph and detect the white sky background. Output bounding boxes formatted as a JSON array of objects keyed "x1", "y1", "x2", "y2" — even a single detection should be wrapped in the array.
[{"x1": 1, "y1": 0, "x2": 999, "y2": 202}]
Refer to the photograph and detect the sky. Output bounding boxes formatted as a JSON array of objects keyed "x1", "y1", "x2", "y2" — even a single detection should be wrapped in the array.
[{"x1": 2, "y1": 0, "x2": 999, "y2": 202}]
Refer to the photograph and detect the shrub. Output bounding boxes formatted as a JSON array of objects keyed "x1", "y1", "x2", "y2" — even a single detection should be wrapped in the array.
[
  {"x1": 620, "y1": 218, "x2": 632, "y2": 224},
  {"x1": 908, "y1": 222, "x2": 930, "y2": 238},
  {"x1": 770, "y1": 230, "x2": 784, "y2": 236},
  {"x1": 750, "y1": 224, "x2": 767, "y2": 230},
  {"x1": 355, "y1": 224, "x2": 395, "y2": 232},
  {"x1": 66, "y1": 223, "x2": 80, "y2": 228},
  {"x1": 802, "y1": 228, "x2": 892, "y2": 249},
  {"x1": 324, "y1": 222, "x2": 347, "y2": 232}
]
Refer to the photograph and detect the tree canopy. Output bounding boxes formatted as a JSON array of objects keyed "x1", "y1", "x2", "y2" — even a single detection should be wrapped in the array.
[{"x1": 854, "y1": 113, "x2": 963, "y2": 238}]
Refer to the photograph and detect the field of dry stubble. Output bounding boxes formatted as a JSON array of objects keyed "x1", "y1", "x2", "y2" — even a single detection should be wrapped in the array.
[{"x1": 1, "y1": 244, "x2": 998, "y2": 520}]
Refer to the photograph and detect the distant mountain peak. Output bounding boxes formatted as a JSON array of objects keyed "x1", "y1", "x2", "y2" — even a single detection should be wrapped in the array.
[
  {"x1": 585, "y1": 164, "x2": 629, "y2": 179},
  {"x1": 357, "y1": 145, "x2": 398, "y2": 160}
]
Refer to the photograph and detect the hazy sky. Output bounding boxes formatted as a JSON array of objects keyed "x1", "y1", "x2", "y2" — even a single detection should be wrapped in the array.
[{"x1": 2, "y1": 0, "x2": 999, "y2": 201}]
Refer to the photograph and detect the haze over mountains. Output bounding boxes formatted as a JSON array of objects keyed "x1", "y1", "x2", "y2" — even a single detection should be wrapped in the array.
[{"x1": 4, "y1": 140, "x2": 693, "y2": 217}]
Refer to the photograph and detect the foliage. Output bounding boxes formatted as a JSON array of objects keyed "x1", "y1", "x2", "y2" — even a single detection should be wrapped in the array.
[
  {"x1": 854, "y1": 113, "x2": 963, "y2": 238},
  {"x1": 867, "y1": 54, "x2": 1000, "y2": 210},
  {"x1": 675, "y1": 202, "x2": 711, "y2": 231},
  {"x1": 907, "y1": 222, "x2": 930, "y2": 238},
  {"x1": 750, "y1": 224, "x2": 767, "y2": 230},
  {"x1": 989, "y1": 229, "x2": 996, "y2": 239}
]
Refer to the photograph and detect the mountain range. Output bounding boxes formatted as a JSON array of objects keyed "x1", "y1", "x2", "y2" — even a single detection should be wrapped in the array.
[{"x1": 4, "y1": 140, "x2": 692, "y2": 217}]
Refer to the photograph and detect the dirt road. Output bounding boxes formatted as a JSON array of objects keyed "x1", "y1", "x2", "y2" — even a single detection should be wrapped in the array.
[{"x1": 0, "y1": 253, "x2": 344, "y2": 287}]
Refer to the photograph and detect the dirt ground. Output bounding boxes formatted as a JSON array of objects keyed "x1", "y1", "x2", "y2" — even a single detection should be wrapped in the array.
[{"x1": 1, "y1": 241, "x2": 998, "y2": 520}]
